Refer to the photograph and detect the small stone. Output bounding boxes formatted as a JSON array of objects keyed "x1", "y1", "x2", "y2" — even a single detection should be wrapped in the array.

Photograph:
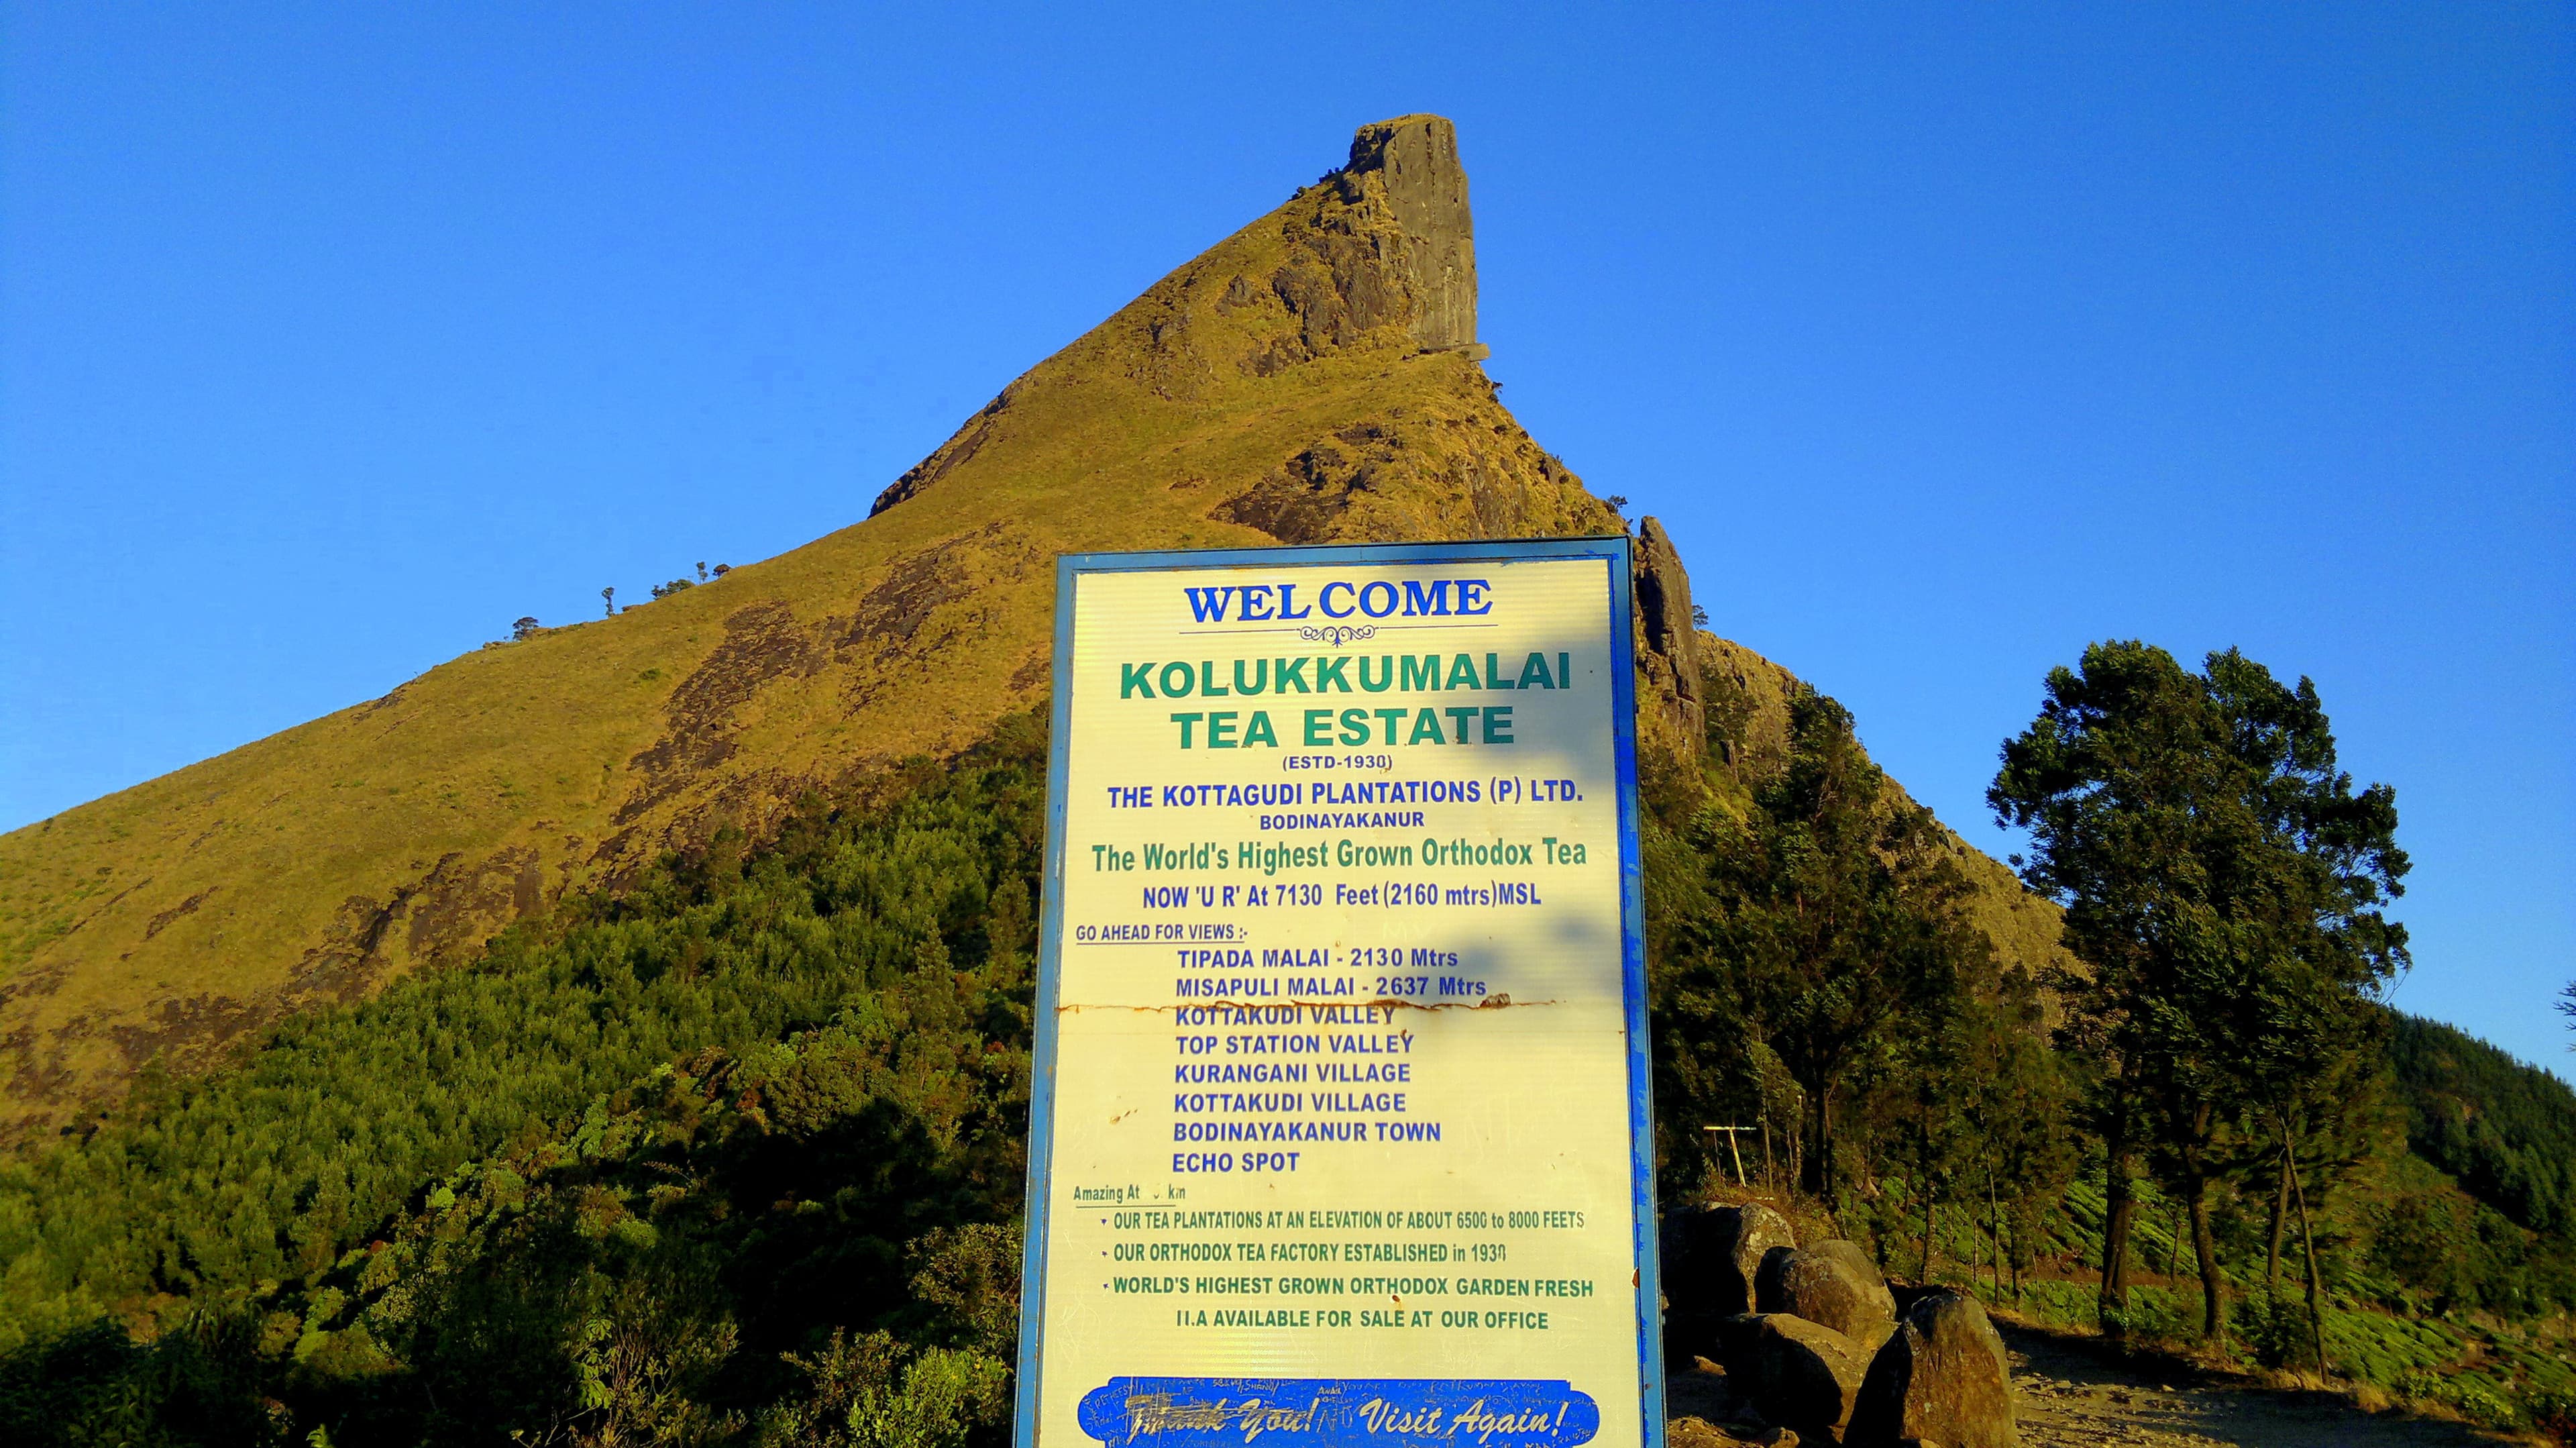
[
  {"x1": 1665, "y1": 1418, "x2": 1797, "y2": 1448},
  {"x1": 1666, "y1": 1416, "x2": 1741, "y2": 1448}
]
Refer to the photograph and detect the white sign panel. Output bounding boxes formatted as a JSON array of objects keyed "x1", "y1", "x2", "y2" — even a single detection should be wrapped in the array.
[{"x1": 1018, "y1": 539, "x2": 1661, "y2": 1448}]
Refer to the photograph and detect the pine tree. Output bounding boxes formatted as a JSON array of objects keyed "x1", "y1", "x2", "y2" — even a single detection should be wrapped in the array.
[{"x1": 1992, "y1": 642, "x2": 2408, "y2": 1344}]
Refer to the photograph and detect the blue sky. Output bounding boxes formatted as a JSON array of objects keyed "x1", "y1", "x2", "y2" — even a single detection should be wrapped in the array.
[{"x1": 3, "y1": 4, "x2": 2569, "y2": 1066}]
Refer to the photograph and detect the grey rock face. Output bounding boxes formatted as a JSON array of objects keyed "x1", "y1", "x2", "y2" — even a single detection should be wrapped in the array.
[
  {"x1": 1343, "y1": 115, "x2": 1477, "y2": 352},
  {"x1": 1739, "y1": 1312, "x2": 1872, "y2": 1439},
  {"x1": 1846, "y1": 1290, "x2": 2019, "y2": 1448},
  {"x1": 1635, "y1": 516, "x2": 1705, "y2": 751},
  {"x1": 1756, "y1": 1239, "x2": 1898, "y2": 1347}
]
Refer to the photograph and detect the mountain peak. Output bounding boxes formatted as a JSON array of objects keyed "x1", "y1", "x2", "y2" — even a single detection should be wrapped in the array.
[
  {"x1": 1340, "y1": 114, "x2": 1478, "y2": 353},
  {"x1": 870, "y1": 111, "x2": 1495, "y2": 521},
  {"x1": 0, "y1": 117, "x2": 1613, "y2": 1138}
]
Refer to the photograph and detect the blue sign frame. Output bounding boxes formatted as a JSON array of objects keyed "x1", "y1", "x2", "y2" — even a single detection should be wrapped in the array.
[{"x1": 1016, "y1": 536, "x2": 1664, "y2": 1448}]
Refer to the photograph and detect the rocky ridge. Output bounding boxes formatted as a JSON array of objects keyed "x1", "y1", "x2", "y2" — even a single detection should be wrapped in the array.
[{"x1": 0, "y1": 115, "x2": 2061, "y2": 1143}]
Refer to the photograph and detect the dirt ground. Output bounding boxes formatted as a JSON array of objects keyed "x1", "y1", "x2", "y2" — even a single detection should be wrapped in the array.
[
  {"x1": 1666, "y1": 1321, "x2": 2518, "y2": 1447},
  {"x1": 2002, "y1": 1323, "x2": 2512, "y2": 1447}
]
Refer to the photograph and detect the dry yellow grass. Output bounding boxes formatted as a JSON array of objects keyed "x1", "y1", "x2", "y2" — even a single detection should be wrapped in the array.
[{"x1": 0, "y1": 115, "x2": 2068, "y2": 1140}]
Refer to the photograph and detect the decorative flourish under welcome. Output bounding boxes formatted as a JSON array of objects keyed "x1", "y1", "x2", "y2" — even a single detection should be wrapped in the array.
[{"x1": 1301, "y1": 625, "x2": 1377, "y2": 648}]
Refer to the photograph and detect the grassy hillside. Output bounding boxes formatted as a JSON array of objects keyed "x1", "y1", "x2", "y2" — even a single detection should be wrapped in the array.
[
  {"x1": 0, "y1": 117, "x2": 1621, "y2": 1140},
  {"x1": 1914, "y1": 1167, "x2": 2576, "y2": 1434},
  {"x1": 2392, "y1": 1012, "x2": 2576, "y2": 1239}
]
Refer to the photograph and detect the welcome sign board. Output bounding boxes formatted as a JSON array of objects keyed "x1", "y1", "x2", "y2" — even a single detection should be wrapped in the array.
[{"x1": 1018, "y1": 537, "x2": 1662, "y2": 1448}]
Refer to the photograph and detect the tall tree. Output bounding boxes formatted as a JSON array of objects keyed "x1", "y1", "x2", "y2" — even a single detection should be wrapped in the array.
[
  {"x1": 1990, "y1": 643, "x2": 2407, "y2": 1343},
  {"x1": 1664, "y1": 690, "x2": 1983, "y2": 1204}
]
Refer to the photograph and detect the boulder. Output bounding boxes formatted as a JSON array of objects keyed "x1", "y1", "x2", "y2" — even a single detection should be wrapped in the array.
[
  {"x1": 1666, "y1": 1203, "x2": 1797, "y2": 1323},
  {"x1": 1737, "y1": 1312, "x2": 1872, "y2": 1440},
  {"x1": 1668, "y1": 1353, "x2": 1765, "y2": 1437},
  {"x1": 1845, "y1": 1291, "x2": 2018, "y2": 1448},
  {"x1": 1708, "y1": 1310, "x2": 1772, "y2": 1380},
  {"x1": 1756, "y1": 1239, "x2": 1898, "y2": 1347}
]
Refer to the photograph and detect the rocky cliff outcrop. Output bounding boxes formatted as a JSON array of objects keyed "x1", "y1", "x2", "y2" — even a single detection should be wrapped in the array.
[
  {"x1": 1343, "y1": 115, "x2": 1479, "y2": 353},
  {"x1": 1635, "y1": 516, "x2": 1705, "y2": 757}
]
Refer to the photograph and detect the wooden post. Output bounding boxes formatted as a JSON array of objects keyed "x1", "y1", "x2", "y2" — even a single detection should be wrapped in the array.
[{"x1": 1702, "y1": 1125, "x2": 1753, "y2": 1188}]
